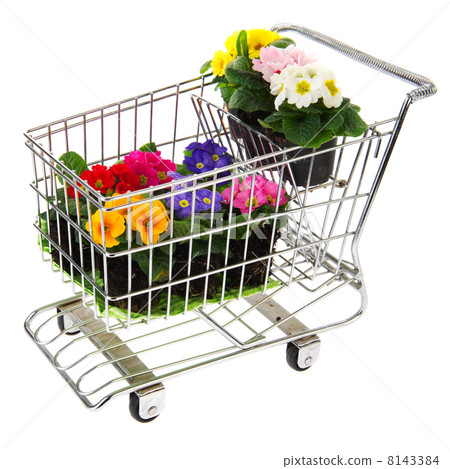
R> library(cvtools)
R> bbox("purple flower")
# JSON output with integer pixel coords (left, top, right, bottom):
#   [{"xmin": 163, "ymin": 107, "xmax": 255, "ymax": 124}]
[
  {"xmin": 196, "ymin": 189, "xmax": 223, "ymax": 212},
  {"xmin": 183, "ymin": 150, "xmax": 215, "ymax": 174},
  {"xmin": 167, "ymin": 192, "xmax": 194, "ymax": 219},
  {"xmin": 183, "ymin": 139, "xmax": 231, "ymax": 175}
]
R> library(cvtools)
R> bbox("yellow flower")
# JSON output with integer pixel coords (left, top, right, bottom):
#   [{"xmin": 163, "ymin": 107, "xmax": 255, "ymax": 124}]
[
  {"xmin": 247, "ymin": 29, "xmax": 281, "ymax": 59},
  {"xmin": 85, "ymin": 209, "xmax": 126, "ymax": 248},
  {"xmin": 130, "ymin": 200, "xmax": 169, "ymax": 245},
  {"xmin": 211, "ymin": 50, "xmax": 234, "ymax": 77},
  {"xmin": 224, "ymin": 30, "xmax": 240, "ymax": 57},
  {"xmin": 104, "ymin": 192, "xmax": 145, "ymax": 218}
]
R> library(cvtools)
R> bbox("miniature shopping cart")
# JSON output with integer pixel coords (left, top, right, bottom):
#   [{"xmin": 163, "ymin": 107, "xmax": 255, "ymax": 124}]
[{"xmin": 24, "ymin": 24, "xmax": 436, "ymax": 422}]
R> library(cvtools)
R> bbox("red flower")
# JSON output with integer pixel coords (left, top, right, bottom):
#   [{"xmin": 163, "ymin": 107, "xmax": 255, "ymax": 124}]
[
  {"xmin": 116, "ymin": 171, "xmax": 141, "ymax": 194},
  {"xmin": 84, "ymin": 165, "xmax": 115, "ymax": 195},
  {"xmin": 111, "ymin": 162, "xmax": 132, "ymax": 178},
  {"xmin": 67, "ymin": 170, "xmax": 90, "ymax": 198}
]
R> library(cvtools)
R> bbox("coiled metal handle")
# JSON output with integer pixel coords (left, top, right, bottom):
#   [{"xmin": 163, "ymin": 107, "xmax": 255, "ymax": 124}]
[{"xmin": 271, "ymin": 23, "xmax": 437, "ymax": 102}]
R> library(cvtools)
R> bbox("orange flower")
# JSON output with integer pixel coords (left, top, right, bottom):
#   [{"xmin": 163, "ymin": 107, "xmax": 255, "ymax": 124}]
[
  {"xmin": 104, "ymin": 193, "xmax": 145, "ymax": 217},
  {"xmin": 85, "ymin": 209, "xmax": 126, "ymax": 248},
  {"xmin": 131, "ymin": 200, "xmax": 169, "ymax": 245}
]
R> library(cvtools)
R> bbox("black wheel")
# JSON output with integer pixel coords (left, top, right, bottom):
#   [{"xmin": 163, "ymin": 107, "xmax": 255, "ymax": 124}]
[
  {"xmin": 286, "ymin": 341, "xmax": 310, "ymax": 372},
  {"xmin": 129, "ymin": 392, "xmax": 159, "ymax": 423},
  {"xmin": 57, "ymin": 314, "xmax": 80, "ymax": 336}
]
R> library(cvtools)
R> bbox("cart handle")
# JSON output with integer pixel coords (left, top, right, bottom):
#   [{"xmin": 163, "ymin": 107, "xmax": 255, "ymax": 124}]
[{"xmin": 271, "ymin": 23, "xmax": 437, "ymax": 102}]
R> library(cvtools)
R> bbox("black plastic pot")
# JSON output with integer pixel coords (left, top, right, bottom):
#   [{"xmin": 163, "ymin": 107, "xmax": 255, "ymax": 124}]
[{"xmin": 228, "ymin": 108, "xmax": 336, "ymax": 188}]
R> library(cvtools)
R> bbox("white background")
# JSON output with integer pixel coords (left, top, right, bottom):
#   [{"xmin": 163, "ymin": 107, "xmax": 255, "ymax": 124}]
[{"xmin": 1, "ymin": 1, "xmax": 449, "ymax": 468}]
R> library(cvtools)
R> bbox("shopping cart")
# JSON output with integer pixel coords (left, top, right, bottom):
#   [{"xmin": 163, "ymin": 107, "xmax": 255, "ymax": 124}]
[{"xmin": 24, "ymin": 24, "xmax": 436, "ymax": 422}]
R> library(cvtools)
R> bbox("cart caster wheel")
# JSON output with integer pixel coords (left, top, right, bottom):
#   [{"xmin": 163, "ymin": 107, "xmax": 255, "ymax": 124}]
[
  {"xmin": 286, "ymin": 338, "xmax": 320, "ymax": 371},
  {"xmin": 129, "ymin": 392, "xmax": 159, "ymax": 423},
  {"xmin": 57, "ymin": 314, "xmax": 80, "ymax": 336}
]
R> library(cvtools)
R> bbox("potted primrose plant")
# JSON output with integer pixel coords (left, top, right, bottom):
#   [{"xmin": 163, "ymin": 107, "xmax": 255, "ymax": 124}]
[
  {"xmin": 200, "ymin": 28, "xmax": 368, "ymax": 187},
  {"xmin": 42, "ymin": 139, "xmax": 289, "ymax": 320}
]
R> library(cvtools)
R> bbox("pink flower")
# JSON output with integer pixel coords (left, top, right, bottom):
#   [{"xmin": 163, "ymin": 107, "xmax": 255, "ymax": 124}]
[
  {"xmin": 239, "ymin": 174, "xmax": 266, "ymax": 192},
  {"xmin": 252, "ymin": 45, "xmax": 317, "ymax": 82},
  {"xmin": 220, "ymin": 179, "xmax": 240, "ymax": 204},
  {"xmin": 260, "ymin": 181, "xmax": 288, "ymax": 207},
  {"xmin": 233, "ymin": 189, "xmax": 267, "ymax": 214},
  {"xmin": 124, "ymin": 150, "xmax": 175, "ymax": 187},
  {"xmin": 150, "ymin": 157, "xmax": 177, "ymax": 185}
]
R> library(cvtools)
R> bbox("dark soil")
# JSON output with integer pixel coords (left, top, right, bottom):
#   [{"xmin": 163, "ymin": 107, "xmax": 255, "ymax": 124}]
[
  {"xmin": 48, "ymin": 217, "xmax": 279, "ymax": 314},
  {"xmin": 171, "ymin": 223, "xmax": 279, "ymax": 300}
]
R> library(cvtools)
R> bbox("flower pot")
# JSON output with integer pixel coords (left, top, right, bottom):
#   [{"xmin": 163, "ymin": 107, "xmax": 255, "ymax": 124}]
[{"xmin": 228, "ymin": 108, "xmax": 336, "ymax": 188}]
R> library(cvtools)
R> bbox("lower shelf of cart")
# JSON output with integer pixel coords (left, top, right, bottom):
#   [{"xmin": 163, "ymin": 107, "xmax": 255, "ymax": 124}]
[{"xmin": 25, "ymin": 262, "xmax": 364, "ymax": 412}]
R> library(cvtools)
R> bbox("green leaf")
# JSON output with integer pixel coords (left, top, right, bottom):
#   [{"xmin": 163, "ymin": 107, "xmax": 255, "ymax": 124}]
[
  {"xmin": 224, "ymin": 68, "xmax": 267, "ymax": 89},
  {"xmin": 228, "ymin": 87, "xmax": 274, "ymax": 113},
  {"xmin": 278, "ymin": 102, "xmax": 321, "ymax": 114},
  {"xmin": 236, "ymin": 30, "xmax": 248, "ymax": 57},
  {"xmin": 268, "ymin": 37, "xmax": 296, "ymax": 49},
  {"xmin": 59, "ymin": 151, "xmax": 88, "ymax": 177},
  {"xmin": 342, "ymin": 107, "xmax": 368, "ymax": 137},
  {"xmin": 175, "ymin": 163, "xmax": 192, "ymax": 177},
  {"xmin": 306, "ymin": 130, "xmax": 334, "ymax": 148},
  {"xmin": 172, "ymin": 219, "xmax": 192, "ymax": 239},
  {"xmin": 258, "ymin": 117, "xmax": 283, "ymax": 134},
  {"xmin": 139, "ymin": 142, "xmax": 157, "ymax": 153},
  {"xmin": 200, "ymin": 60, "xmax": 212, "ymax": 74},
  {"xmin": 226, "ymin": 56, "xmax": 252, "ymax": 72},
  {"xmin": 321, "ymin": 112, "xmax": 344, "ymax": 131},
  {"xmin": 282, "ymin": 114, "xmax": 321, "ymax": 147},
  {"xmin": 220, "ymin": 84, "xmax": 237, "ymax": 104}
]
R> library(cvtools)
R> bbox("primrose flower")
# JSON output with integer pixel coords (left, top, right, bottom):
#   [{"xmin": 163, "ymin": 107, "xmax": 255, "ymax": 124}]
[
  {"xmin": 105, "ymin": 193, "xmax": 145, "ymax": 217},
  {"xmin": 183, "ymin": 140, "xmax": 230, "ymax": 176},
  {"xmin": 85, "ymin": 209, "xmax": 126, "ymax": 248},
  {"xmin": 252, "ymin": 45, "xmax": 317, "ymax": 83},
  {"xmin": 195, "ymin": 189, "xmax": 223, "ymax": 212},
  {"xmin": 233, "ymin": 188, "xmax": 267, "ymax": 214},
  {"xmin": 239, "ymin": 174, "xmax": 267, "ymax": 192},
  {"xmin": 246, "ymin": 29, "xmax": 281, "ymax": 59},
  {"xmin": 260, "ymin": 181, "xmax": 288, "ymax": 207},
  {"xmin": 168, "ymin": 192, "xmax": 195, "ymax": 219},
  {"xmin": 220, "ymin": 179, "xmax": 240, "ymax": 204},
  {"xmin": 130, "ymin": 200, "xmax": 170, "ymax": 245},
  {"xmin": 224, "ymin": 30, "xmax": 240, "ymax": 57},
  {"xmin": 83, "ymin": 165, "xmax": 115, "ymax": 195},
  {"xmin": 305, "ymin": 64, "xmax": 343, "ymax": 108},
  {"xmin": 123, "ymin": 150, "xmax": 161, "ymax": 188},
  {"xmin": 271, "ymin": 65, "xmax": 322, "ymax": 110},
  {"xmin": 211, "ymin": 49, "xmax": 234, "ymax": 76}
]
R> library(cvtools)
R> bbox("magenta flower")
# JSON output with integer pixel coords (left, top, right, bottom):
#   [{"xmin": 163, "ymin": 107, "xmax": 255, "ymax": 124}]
[
  {"xmin": 239, "ymin": 175, "xmax": 266, "ymax": 192},
  {"xmin": 220, "ymin": 179, "xmax": 240, "ymax": 204},
  {"xmin": 252, "ymin": 44, "xmax": 317, "ymax": 83},
  {"xmin": 260, "ymin": 180, "xmax": 288, "ymax": 207},
  {"xmin": 124, "ymin": 150, "xmax": 176, "ymax": 187},
  {"xmin": 233, "ymin": 189, "xmax": 267, "ymax": 214}
]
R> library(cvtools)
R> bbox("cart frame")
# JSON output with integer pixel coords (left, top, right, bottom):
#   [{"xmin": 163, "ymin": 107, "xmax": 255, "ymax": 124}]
[{"xmin": 24, "ymin": 24, "xmax": 436, "ymax": 421}]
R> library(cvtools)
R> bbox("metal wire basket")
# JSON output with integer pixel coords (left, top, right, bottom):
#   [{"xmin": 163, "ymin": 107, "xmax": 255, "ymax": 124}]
[{"xmin": 24, "ymin": 24, "xmax": 436, "ymax": 422}]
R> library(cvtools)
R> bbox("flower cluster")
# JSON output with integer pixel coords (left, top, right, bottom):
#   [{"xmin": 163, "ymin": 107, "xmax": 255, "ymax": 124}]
[
  {"xmin": 268, "ymin": 62, "xmax": 343, "ymax": 110},
  {"xmin": 210, "ymin": 29, "xmax": 281, "ymax": 76},
  {"xmin": 183, "ymin": 139, "xmax": 232, "ymax": 178},
  {"xmin": 60, "ymin": 139, "xmax": 289, "ymax": 248},
  {"xmin": 168, "ymin": 186, "xmax": 223, "ymax": 219},
  {"xmin": 88, "ymin": 195, "xmax": 169, "ymax": 248},
  {"xmin": 221, "ymin": 175, "xmax": 288, "ymax": 214},
  {"xmin": 252, "ymin": 44, "xmax": 317, "ymax": 82},
  {"xmin": 70, "ymin": 151, "xmax": 176, "ymax": 199},
  {"xmin": 201, "ymin": 28, "xmax": 367, "ymax": 148}
]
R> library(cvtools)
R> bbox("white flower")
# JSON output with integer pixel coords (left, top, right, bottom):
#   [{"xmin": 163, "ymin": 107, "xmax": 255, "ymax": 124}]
[
  {"xmin": 270, "ymin": 65, "xmax": 322, "ymax": 110},
  {"xmin": 306, "ymin": 64, "xmax": 343, "ymax": 108},
  {"xmin": 270, "ymin": 72, "xmax": 287, "ymax": 110}
]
